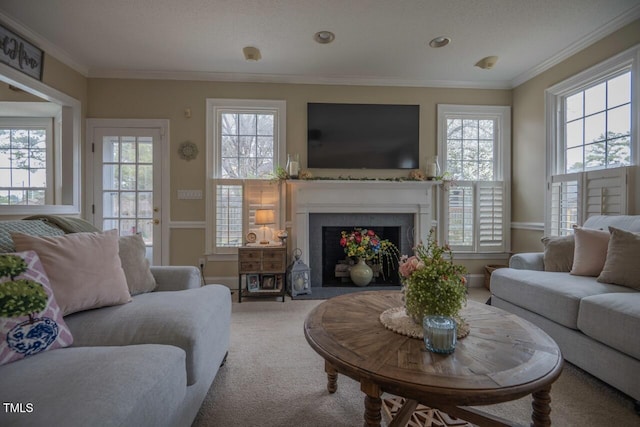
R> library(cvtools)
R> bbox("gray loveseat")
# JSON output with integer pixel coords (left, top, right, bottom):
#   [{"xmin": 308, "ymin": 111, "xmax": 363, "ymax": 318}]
[
  {"xmin": 0, "ymin": 220, "xmax": 231, "ymax": 426},
  {"xmin": 491, "ymin": 215, "xmax": 640, "ymax": 403}
]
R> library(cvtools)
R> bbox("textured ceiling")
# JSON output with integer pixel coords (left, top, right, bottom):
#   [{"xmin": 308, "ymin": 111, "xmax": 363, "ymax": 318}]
[{"xmin": 1, "ymin": 0, "xmax": 639, "ymax": 88}]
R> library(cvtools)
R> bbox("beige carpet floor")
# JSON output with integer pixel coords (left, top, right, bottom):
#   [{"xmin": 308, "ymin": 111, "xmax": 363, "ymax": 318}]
[{"xmin": 193, "ymin": 293, "xmax": 638, "ymax": 427}]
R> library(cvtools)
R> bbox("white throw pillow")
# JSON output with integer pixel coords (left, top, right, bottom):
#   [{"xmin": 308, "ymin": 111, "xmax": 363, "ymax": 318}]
[{"xmin": 12, "ymin": 230, "xmax": 131, "ymax": 316}]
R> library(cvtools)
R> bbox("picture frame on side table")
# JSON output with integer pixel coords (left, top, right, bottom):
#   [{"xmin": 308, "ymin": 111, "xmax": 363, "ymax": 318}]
[
  {"xmin": 247, "ymin": 274, "xmax": 260, "ymax": 292},
  {"xmin": 261, "ymin": 274, "xmax": 275, "ymax": 290}
]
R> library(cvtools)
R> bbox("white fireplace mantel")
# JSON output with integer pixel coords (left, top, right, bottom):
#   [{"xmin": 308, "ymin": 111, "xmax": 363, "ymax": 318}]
[{"xmin": 288, "ymin": 180, "xmax": 439, "ymax": 264}]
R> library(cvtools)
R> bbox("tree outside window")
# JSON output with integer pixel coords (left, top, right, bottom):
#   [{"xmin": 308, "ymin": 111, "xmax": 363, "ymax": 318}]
[{"xmin": 0, "ymin": 123, "xmax": 49, "ymax": 206}]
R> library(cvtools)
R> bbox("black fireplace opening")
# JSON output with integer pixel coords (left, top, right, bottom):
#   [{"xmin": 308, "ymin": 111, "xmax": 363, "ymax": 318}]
[{"xmin": 321, "ymin": 226, "xmax": 401, "ymax": 287}]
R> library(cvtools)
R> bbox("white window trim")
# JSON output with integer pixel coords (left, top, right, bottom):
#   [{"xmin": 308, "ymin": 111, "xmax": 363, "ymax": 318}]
[
  {"xmin": 436, "ymin": 104, "xmax": 511, "ymax": 254},
  {"xmin": 0, "ymin": 117, "xmax": 54, "ymax": 205},
  {"xmin": 205, "ymin": 99, "xmax": 286, "ymax": 259},
  {"xmin": 545, "ymin": 44, "xmax": 640, "ymax": 233}
]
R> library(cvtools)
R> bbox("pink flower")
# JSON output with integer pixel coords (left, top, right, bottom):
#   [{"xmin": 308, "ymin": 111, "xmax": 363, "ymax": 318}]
[
  {"xmin": 367, "ymin": 230, "xmax": 375, "ymax": 236},
  {"xmin": 340, "ymin": 237, "xmax": 347, "ymax": 247},
  {"xmin": 355, "ymin": 234, "xmax": 362, "ymax": 243},
  {"xmin": 399, "ymin": 256, "xmax": 419, "ymax": 278}
]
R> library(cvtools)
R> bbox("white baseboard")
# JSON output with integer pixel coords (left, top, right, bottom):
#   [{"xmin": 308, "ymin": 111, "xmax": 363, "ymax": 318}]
[{"xmin": 467, "ymin": 273, "xmax": 484, "ymax": 288}]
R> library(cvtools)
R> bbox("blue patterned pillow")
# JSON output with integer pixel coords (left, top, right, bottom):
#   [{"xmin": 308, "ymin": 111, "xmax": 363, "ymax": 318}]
[
  {"xmin": 0, "ymin": 251, "xmax": 74, "ymax": 366},
  {"xmin": 0, "ymin": 221, "xmax": 65, "ymax": 253}
]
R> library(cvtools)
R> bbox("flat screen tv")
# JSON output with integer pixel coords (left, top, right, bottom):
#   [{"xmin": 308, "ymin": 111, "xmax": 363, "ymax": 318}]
[{"xmin": 307, "ymin": 103, "xmax": 420, "ymax": 169}]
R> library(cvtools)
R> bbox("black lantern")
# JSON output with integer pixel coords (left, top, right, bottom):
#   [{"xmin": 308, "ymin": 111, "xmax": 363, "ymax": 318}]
[{"xmin": 287, "ymin": 248, "xmax": 311, "ymax": 297}]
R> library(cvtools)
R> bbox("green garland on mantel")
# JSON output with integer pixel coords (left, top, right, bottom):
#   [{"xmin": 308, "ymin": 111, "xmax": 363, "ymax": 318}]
[
  {"xmin": 295, "ymin": 176, "xmax": 429, "ymax": 182},
  {"xmin": 270, "ymin": 166, "xmax": 449, "ymax": 183}
]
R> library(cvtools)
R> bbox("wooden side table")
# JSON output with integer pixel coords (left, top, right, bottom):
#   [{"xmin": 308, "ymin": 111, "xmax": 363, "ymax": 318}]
[{"xmin": 238, "ymin": 246, "xmax": 286, "ymax": 303}]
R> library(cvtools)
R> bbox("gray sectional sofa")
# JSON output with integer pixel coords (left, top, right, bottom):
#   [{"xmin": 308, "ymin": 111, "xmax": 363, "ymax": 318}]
[
  {"xmin": 0, "ymin": 220, "xmax": 232, "ymax": 426},
  {"xmin": 491, "ymin": 215, "xmax": 640, "ymax": 403}
]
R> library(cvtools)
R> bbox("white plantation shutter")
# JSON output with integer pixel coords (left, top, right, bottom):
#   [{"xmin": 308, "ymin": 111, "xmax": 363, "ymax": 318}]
[
  {"xmin": 443, "ymin": 181, "xmax": 507, "ymax": 252},
  {"xmin": 583, "ymin": 167, "xmax": 628, "ymax": 219},
  {"xmin": 546, "ymin": 167, "xmax": 629, "ymax": 235},
  {"xmin": 243, "ymin": 180, "xmax": 282, "ymax": 238},
  {"xmin": 477, "ymin": 181, "xmax": 505, "ymax": 252},
  {"xmin": 215, "ymin": 181, "xmax": 243, "ymax": 250},
  {"xmin": 549, "ymin": 174, "xmax": 579, "ymax": 236},
  {"xmin": 445, "ymin": 183, "xmax": 474, "ymax": 251},
  {"xmin": 213, "ymin": 179, "xmax": 283, "ymax": 251}
]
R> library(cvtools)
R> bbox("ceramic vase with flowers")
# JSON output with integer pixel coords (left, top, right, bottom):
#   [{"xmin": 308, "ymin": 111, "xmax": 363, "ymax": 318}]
[
  {"xmin": 398, "ymin": 229, "xmax": 468, "ymax": 331},
  {"xmin": 340, "ymin": 228, "xmax": 399, "ymax": 287}
]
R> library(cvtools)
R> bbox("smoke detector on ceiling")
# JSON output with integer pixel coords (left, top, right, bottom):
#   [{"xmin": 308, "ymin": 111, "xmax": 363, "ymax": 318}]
[
  {"xmin": 475, "ymin": 56, "xmax": 499, "ymax": 70},
  {"xmin": 243, "ymin": 46, "xmax": 262, "ymax": 61}
]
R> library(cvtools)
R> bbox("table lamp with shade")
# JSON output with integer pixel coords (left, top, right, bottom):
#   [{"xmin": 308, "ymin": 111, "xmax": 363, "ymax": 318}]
[{"xmin": 255, "ymin": 209, "xmax": 275, "ymax": 244}]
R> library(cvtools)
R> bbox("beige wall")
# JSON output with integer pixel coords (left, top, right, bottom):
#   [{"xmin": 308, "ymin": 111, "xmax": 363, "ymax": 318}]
[
  {"xmin": 511, "ymin": 19, "xmax": 640, "ymax": 253},
  {"xmin": 87, "ymin": 79, "xmax": 511, "ymax": 276},
  {"xmin": 4, "ymin": 19, "xmax": 638, "ymax": 279}
]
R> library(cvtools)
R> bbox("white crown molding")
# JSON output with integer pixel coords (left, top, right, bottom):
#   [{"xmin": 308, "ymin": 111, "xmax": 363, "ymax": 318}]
[
  {"xmin": 88, "ymin": 68, "xmax": 513, "ymax": 89},
  {"xmin": 0, "ymin": 12, "xmax": 89, "ymax": 77},
  {"xmin": 510, "ymin": 4, "xmax": 640, "ymax": 88}
]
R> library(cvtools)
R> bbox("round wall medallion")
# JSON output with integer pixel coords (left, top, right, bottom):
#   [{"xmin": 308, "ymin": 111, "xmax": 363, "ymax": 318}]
[
  {"xmin": 246, "ymin": 232, "xmax": 257, "ymax": 243},
  {"xmin": 178, "ymin": 141, "xmax": 198, "ymax": 161}
]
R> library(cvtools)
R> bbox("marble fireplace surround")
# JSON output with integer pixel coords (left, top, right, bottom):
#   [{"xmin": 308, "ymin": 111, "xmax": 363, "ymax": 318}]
[{"xmin": 288, "ymin": 180, "xmax": 438, "ymax": 286}]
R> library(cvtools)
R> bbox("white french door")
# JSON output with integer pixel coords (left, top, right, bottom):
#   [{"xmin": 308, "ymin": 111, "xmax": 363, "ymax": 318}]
[{"xmin": 87, "ymin": 120, "xmax": 167, "ymax": 265}]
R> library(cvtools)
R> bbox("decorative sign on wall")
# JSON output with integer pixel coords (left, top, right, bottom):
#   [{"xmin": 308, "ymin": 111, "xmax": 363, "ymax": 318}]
[{"xmin": 0, "ymin": 23, "xmax": 44, "ymax": 81}]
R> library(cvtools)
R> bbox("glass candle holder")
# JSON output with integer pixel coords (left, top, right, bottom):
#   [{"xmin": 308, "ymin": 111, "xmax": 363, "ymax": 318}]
[{"xmin": 423, "ymin": 315, "xmax": 457, "ymax": 354}]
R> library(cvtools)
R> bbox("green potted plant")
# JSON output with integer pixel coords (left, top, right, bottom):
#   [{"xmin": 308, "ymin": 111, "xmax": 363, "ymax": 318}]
[{"xmin": 399, "ymin": 229, "xmax": 467, "ymax": 323}]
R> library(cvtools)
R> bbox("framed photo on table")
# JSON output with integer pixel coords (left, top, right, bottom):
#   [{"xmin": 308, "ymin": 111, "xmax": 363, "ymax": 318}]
[
  {"xmin": 261, "ymin": 274, "xmax": 275, "ymax": 290},
  {"xmin": 247, "ymin": 274, "xmax": 260, "ymax": 292}
]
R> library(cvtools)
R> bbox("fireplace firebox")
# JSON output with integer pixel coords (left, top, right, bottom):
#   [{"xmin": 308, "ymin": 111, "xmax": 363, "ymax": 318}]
[
  {"xmin": 308, "ymin": 213, "xmax": 414, "ymax": 288},
  {"xmin": 321, "ymin": 226, "xmax": 401, "ymax": 286}
]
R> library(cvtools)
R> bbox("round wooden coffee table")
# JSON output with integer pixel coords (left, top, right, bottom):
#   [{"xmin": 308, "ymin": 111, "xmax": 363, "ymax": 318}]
[{"xmin": 304, "ymin": 291, "xmax": 563, "ymax": 427}]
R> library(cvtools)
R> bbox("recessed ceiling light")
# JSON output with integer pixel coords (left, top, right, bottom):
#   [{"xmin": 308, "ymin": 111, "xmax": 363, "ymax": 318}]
[
  {"xmin": 314, "ymin": 31, "xmax": 335, "ymax": 44},
  {"xmin": 429, "ymin": 36, "xmax": 451, "ymax": 48}
]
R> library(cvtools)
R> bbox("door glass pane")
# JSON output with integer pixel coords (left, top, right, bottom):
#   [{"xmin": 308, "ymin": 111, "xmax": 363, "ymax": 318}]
[
  {"xmin": 137, "ymin": 220, "xmax": 152, "ymax": 245},
  {"xmin": 120, "ymin": 192, "xmax": 136, "ymax": 217},
  {"xmin": 121, "ymin": 137, "xmax": 136, "ymax": 163},
  {"xmin": 103, "ymin": 165, "xmax": 119, "ymax": 190},
  {"xmin": 103, "ymin": 136, "xmax": 119, "ymax": 162},
  {"xmin": 137, "ymin": 192, "xmax": 153, "ymax": 218},
  {"xmin": 120, "ymin": 165, "xmax": 136, "ymax": 190},
  {"xmin": 103, "ymin": 219, "xmax": 118, "ymax": 231},
  {"xmin": 103, "ymin": 192, "xmax": 118, "ymax": 217},
  {"xmin": 138, "ymin": 141, "xmax": 152, "ymax": 163},
  {"xmin": 137, "ymin": 165, "xmax": 152, "ymax": 190},
  {"xmin": 120, "ymin": 219, "xmax": 137, "ymax": 236}
]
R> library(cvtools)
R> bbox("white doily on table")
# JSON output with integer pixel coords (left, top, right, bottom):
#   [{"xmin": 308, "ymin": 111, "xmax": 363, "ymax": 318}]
[{"xmin": 379, "ymin": 307, "xmax": 470, "ymax": 340}]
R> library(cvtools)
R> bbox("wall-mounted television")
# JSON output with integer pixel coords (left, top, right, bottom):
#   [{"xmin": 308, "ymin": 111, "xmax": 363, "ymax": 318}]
[{"xmin": 307, "ymin": 103, "xmax": 420, "ymax": 169}]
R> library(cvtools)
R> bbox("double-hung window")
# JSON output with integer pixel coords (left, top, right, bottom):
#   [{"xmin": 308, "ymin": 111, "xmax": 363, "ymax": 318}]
[
  {"xmin": 437, "ymin": 105, "xmax": 511, "ymax": 254},
  {"xmin": 0, "ymin": 117, "xmax": 53, "ymax": 206},
  {"xmin": 545, "ymin": 45, "xmax": 639, "ymax": 235},
  {"xmin": 206, "ymin": 99, "xmax": 286, "ymax": 258}
]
